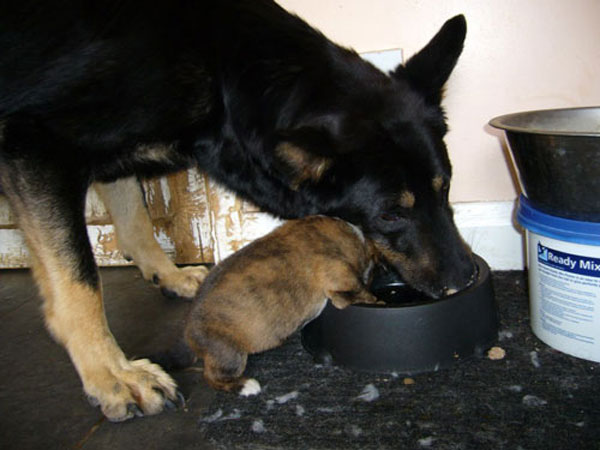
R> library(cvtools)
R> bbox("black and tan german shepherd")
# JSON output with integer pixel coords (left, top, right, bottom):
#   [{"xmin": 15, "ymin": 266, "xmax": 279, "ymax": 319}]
[{"xmin": 0, "ymin": 1, "xmax": 474, "ymax": 421}]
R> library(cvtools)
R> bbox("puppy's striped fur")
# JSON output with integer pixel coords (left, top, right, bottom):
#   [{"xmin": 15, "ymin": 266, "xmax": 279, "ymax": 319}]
[{"xmin": 178, "ymin": 216, "xmax": 378, "ymax": 394}]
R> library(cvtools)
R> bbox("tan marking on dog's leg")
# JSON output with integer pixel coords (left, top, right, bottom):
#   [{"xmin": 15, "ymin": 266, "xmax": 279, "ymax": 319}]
[
  {"xmin": 0, "ymin": 124, "xmax": 179, "ymax": 420},
  {"xmin": 95, "ymin": 177, "xmax": 208, "ymax": 298},
  {"xmin": 15, "ymin": 215, "xmax": 179, "ymax": 421}
]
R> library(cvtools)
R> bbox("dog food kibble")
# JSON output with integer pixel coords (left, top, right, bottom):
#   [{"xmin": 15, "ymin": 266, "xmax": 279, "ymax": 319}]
[{"xmin": 487, "ymin": 346, "xmax": 506, "ymax": 360}]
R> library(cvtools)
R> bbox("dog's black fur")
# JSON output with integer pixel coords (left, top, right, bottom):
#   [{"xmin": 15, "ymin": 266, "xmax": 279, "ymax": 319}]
[
  {"xmin": 0, "ymin": 0, "xmax": 474, "ymax": 420},
  {"xmin": 1, "ymin": 0, "xmax": 473, "ymax": 296}
]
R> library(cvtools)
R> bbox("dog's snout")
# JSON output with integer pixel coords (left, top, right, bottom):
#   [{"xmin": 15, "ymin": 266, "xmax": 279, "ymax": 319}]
[{"xmin": 443, "ymin": 257, "xmax": 478, "ymax": 297}]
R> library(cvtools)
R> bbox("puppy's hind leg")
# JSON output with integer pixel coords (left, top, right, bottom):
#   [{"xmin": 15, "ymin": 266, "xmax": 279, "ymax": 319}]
[
  {"xmin": 186, "ymin": 331, "xmax": 261, "ymax": 396},
  {"xmin": 94, "ymin": 177, "xmax": 209, "ymax": 299},
  {"xmin": 204, "ymin": 352, "xmax": 261, "ymax": 397}
]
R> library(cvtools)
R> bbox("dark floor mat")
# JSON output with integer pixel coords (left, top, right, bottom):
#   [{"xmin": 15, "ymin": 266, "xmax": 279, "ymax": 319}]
[{"xmin": 1, "ymin": 268, "xmax": 599, "ymax": 449}]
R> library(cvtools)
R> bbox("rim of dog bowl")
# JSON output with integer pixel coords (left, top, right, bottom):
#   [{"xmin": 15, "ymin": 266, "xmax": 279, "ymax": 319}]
[
  {"xmin": 489, "ymin": 106, "xmax": 600, "ymax": 137},
  {"xmin": 369, "ymin": 282, "xmax": 439, "ymax": 307}
]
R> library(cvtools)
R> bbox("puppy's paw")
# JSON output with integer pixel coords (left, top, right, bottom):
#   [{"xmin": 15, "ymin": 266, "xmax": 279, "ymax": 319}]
[
  {"xmin": 153, "ymin": 265, "xmax": 210, "ymax": 299},
  {"xmin": 359, "ymin": 291, "xmax": 380, "ymax": 305},
  {"xmin": 84, "ymin": 358, "xmax": 182, "ymax": 422},
  {"xmin": 239, "ymin": 378, "xmax": 262, "ymax": 397}
]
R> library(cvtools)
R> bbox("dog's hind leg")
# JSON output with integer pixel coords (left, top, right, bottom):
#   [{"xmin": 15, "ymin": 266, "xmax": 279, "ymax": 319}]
[
  {"xmin": 0, "ymin": 122, "xmax": 180, "ymax": 421},
  {"xmin": 94, "ymin": 177, "xmax": 209, "ymax": 299}
]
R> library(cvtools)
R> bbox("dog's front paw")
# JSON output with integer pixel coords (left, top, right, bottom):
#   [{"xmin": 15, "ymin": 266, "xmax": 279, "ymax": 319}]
[
  {"xmin": 153, "ymin": 265, "xmax": 210, "ymax": 299},
  {"xmin": 84, "ymin": 358, "xmax": 182, "ymax": 422}
]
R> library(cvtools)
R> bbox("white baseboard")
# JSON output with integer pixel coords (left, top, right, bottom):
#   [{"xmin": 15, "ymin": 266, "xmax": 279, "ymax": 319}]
[
  {"xmin": 453, "ymin": 200, "xmax": 525, "ymax": 270},
  {"xmin": 1, "ymin": 199, "xmax": 526, "ymax": 271}
]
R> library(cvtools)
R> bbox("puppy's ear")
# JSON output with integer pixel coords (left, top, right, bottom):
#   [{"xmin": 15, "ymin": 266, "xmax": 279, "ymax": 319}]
[
  {"xmin": 275, "ymin": 127, "xmax": 334, "ymax": 190},
  {"xmin": 393, "ymin": 15, "xmax": 466, "ymax": 104}
]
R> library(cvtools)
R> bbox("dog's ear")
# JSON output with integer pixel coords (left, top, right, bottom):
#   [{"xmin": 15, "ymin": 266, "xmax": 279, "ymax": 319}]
[
  {"xmin": 275, "ymin": 127, "xmax": 334, "ymax": 190},
  {"xmin": 394, "ymin": 15, "xmax": 466, "ymax": 104}
]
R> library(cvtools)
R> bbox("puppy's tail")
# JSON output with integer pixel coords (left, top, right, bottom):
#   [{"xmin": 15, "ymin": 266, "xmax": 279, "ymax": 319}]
[{"xmin": 148, "ymin": 339, "xmax": 197, "ymax": 371}]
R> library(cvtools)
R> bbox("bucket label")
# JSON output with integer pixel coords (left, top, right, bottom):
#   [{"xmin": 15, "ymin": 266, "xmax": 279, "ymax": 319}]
[
  {"xmin": 535, "ymin": 243, "xmax": 599, "ymax": 347},
  {"xmin": 538, "ymin": 244, "xmax": 600, "ymax": 278}
]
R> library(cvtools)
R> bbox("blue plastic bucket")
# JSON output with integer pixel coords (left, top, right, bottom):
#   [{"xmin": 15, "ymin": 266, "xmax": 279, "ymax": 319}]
[{"xmin": 517, "ymin": 195, "xmax": 600, "ymax": 362}]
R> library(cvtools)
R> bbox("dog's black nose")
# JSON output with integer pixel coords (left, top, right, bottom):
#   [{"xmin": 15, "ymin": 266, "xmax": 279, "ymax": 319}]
[{"xmin": 443, "ymin": 258, "xmax": 478, "ymax": 297}]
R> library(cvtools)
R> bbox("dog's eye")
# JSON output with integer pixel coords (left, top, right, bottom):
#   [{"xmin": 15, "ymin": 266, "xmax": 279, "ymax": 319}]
[
  {"xmin": 379, "ymin": 212, "xmax": 404, "ymax": 222},
  {"xmin": 376, "ymin": 211, "xmax": 410, "ymax": 232}
]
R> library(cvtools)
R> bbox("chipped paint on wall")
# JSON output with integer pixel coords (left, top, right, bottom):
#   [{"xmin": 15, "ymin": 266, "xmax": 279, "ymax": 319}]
[
  {"xmin": 203, "ymin": 176, "xmax": 282, "ymax": 262},
  {"xmin": 153, "ymin": 225, "xmax": 176, "ymax": 258},
  {"xmin": 88, "ymin": 225, "xmax": 130, "ymax": 266},
  {"xmin": 1, "ymin": 168, "xmax": 282, "ymax": 268},
  {"xmin": 0, "ymin": 229, "xmax": 29, "ymax": 268},
  {"xmin": 159, "ymin": 177, "xmax": 172, "ymax": 212},
  {"xmin": 84, "ymin": 187, "xmax": 111, "ymax": 224},
  {"xmin": 0, "ymin": 195, "xmax": 15, "ymax": 227}
]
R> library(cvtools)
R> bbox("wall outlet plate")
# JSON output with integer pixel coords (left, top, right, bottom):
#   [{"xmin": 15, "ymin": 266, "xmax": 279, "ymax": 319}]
[{"xmin": 360, "ymin": 48, "xmax": 403, "ymax": 73}]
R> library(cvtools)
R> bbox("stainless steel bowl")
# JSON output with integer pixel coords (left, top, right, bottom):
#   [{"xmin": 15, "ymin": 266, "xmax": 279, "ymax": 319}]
[{"xmin": 490, "ymin": 107, "xmax": 600, "ymax": 221}]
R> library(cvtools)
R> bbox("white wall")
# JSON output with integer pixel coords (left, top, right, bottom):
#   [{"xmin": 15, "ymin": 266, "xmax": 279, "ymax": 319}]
[{"xmin": 277, "ymin": 0, "xmax": 600, "ymax": 203}]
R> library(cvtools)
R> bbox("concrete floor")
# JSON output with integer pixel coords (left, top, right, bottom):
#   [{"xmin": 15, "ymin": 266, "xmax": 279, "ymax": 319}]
[
  {"xmin": 0, "ymin": 267, "xmax": 215, "ymax": 450},
  {"xmin": 1, "ymin": 267, "xmax": 600, "ymax": 449}
]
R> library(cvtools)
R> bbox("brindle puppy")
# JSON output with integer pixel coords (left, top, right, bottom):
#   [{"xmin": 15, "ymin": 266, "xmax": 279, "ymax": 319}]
[{"xmin": 180, "ymin": 216, "xmax": 378, "ymax": 395}]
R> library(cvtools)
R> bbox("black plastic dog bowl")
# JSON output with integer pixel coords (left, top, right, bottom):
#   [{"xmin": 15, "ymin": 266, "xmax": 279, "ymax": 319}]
[
  {"xmin": 301, "ymin": 254, "xmax": 498, "ymax": 374},
  {"xmin": 490, "ymin": 106, "xmax": 600, "ymax": 221}
]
